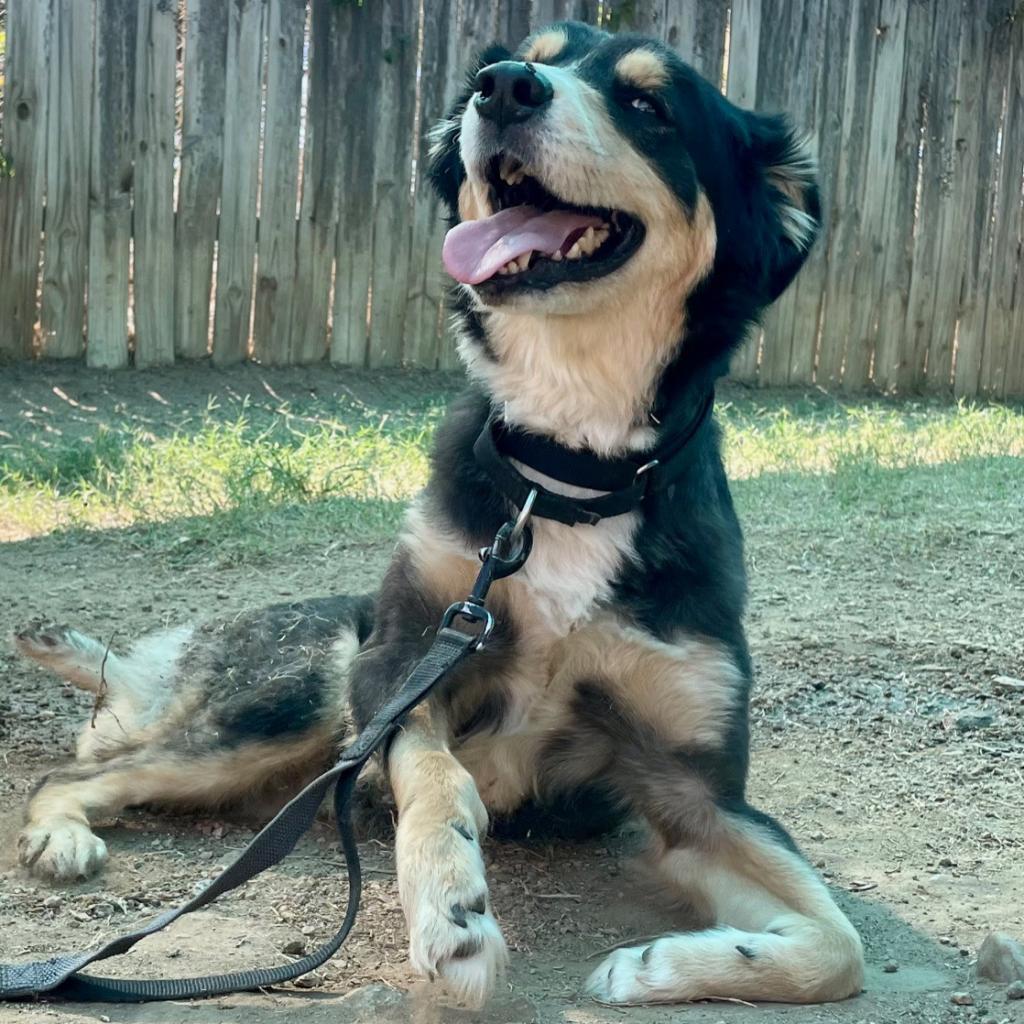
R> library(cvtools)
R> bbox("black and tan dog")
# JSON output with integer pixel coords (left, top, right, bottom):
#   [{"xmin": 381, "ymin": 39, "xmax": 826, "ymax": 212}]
[{"xmin": 12, "ymin": 21, "xmax": 863, "ymax": 1009}]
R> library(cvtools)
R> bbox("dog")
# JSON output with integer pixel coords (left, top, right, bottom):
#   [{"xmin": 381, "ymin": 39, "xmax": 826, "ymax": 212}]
[{"xmin": 12, "ymin": 21, "xmax": 863, "ymax": 1009}]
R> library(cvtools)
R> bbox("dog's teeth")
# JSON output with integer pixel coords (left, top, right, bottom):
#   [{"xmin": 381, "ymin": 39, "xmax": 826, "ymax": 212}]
[
  {"xmin": 567, "ymin": 241, "xmax": 582, "ymax": 259},
  {"xmin": 551, "ymin": 249, "xmax": 563, "ymax": 262},
  {"xmin": 500, "ymin": 155, "xmax": 525, "ymax": 186},
  {"xmin": 593, "ymin": 227, "xmax": 609, "ymax": 248},
  {"xmin": 579, "ymin": 226, "xmax": 597, "ymax": 254},
  {"xmin": 517, "ymin": 253, "xmax": 533, "ymax": 272}
]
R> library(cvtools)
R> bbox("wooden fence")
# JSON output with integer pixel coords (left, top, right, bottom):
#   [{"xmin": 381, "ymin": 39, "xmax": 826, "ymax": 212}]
[{"xmin": 0, "ymin": 1, "xmax": 1022, "ymax": 396}]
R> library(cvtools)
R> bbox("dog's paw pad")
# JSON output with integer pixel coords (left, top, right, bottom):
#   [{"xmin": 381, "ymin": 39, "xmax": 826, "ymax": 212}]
[{"xmin": 18, "ymin": 821, "xmax": 108, "ymax": 882}]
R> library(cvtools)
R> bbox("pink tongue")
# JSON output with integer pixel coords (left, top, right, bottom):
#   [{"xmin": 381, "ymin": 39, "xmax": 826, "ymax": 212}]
[{"xmin": 442, "ymin": 205, "xmax": 603, "ymax": 285}]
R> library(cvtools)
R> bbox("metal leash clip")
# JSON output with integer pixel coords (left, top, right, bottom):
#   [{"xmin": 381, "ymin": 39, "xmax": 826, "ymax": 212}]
[{"xmin": 439, "ymin": 489, "xmax": 538, "ymax": 650}]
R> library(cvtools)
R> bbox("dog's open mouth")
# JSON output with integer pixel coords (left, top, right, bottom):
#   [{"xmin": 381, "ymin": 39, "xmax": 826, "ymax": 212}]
[{"xmin": 443, "ymin": 155, "xmax": 645, "ymax": 292}]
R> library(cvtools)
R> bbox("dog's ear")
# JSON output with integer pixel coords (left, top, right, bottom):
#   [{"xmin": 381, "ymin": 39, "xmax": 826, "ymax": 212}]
[
  {"xmin": 740, "ymin": 112, "xmax": 821, "ymax": 305},
  {"xmin": 427, "ymin": 44, "xmax": 512, "ymax": 217}
]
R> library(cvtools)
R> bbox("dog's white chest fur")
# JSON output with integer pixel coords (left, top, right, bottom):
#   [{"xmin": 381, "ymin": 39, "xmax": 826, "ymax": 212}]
[{"xmin": 516, "ymin": 509, "xmax": 639, "ymax": 633}]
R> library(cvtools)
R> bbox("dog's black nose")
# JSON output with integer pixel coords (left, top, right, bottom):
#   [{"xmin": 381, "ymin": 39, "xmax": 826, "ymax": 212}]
[{"xmin": 474, "ymin": 61, "xmax": 553, "ymax": 129}]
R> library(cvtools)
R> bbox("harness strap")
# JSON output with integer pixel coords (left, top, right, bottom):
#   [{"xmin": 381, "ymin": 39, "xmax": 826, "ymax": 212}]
[{"xmin": 0, "ymin": 628, "xmax": 479, "ymax": 1002}]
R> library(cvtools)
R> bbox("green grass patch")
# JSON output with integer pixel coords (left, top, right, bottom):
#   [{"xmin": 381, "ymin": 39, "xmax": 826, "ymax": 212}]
[{"xmin": 1, "ymin": 381, "xmax": 1021, "ymax": 564}]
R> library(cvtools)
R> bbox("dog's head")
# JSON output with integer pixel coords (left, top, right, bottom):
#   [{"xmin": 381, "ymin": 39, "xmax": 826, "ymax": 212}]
[{"xmin": 430, "ymin": 22, "xmax": 820, "ymax": 359}]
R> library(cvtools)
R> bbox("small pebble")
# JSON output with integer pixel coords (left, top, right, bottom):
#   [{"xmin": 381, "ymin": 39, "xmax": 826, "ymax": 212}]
[
  {"xmin": 939, "ymin": 856, "xmax": 957, "ymax": 867},
  {"xmin": 992, "ymin": 674, "xmax": 1024, "ymax": 694},
  {"xmin": 951, "ymin": 991, "xmax": 974, "ymax": 1006},
  {"xmin": 1007, "ymin": 980, "xmax": 1024, "ymax": 1000},
  {"xmin": 293, "ymin": 972, "xmax": 324, "ymax": 989},
  {"xmin": 281, "ymin": 938, "xmax": 306, "ymax": 956},
  {"xmin": 978, "ymin": 931, "xmax": 1024, "ymax": 984},
  {"xmin": 956, "ymin": 711, "xmax": 995, "ymax": 732},
  {"xmin": 42, "ymin": 895, "xmax": 63, "ymax": 910},
  {"xmin": 883, "ymin": 961, "xmax": 899, "ymax": 973}
]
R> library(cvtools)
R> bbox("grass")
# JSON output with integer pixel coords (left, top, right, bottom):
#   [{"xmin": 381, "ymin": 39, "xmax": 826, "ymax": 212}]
[{"xmin": 1, "ymin": 376, "xmax": 1021, "ymax": 566}]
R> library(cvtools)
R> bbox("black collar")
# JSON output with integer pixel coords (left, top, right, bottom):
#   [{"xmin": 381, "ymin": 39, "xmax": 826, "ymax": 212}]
[{"xmin": 472, "ymin": 389, "xmax": 715, "ymax": 526}]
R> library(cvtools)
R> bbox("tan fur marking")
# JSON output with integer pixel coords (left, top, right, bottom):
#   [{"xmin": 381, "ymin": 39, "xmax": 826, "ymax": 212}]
[
  {"xmin": 615, "ymin": 49, "xmax": 669, "ymax": 91},
  {"xmin": 522, "ymin": 28, "xmax": 568, "ymax": 64},
  {"xmin": 552, "ymin": 621, "xmax": 739, "ymax": 748}
]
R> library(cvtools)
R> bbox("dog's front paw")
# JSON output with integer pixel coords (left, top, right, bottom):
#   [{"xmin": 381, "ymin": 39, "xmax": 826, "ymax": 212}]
[
  {"xmin": 19, "ymin": 819, "xmax": 108, "ymax": 882},
  {"xmin": 397, "ymin": 814, "xmax": 507, "ymax": 1007}
]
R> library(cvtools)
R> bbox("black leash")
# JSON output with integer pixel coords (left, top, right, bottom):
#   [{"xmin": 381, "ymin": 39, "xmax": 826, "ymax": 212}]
[{"xmin": 0, "ymin": 504, "xmax": 536, "ymax": 1003}]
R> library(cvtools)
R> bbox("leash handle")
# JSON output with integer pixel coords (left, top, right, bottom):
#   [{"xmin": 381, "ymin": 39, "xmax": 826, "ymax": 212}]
[{"xmin": 0, "ymin": 509, "xmax": 535, "ymax": 1004}]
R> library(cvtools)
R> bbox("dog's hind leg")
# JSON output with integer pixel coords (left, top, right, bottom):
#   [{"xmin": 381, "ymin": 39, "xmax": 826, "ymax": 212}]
[
  {"xmin": 586, "ymin": 809, "xmax": 863, "ymax": 1005},
  {"xmin": 19, "ymin": 731, "xmax": 332, "ymax": 883},
  {"xmin": 543, "ymin": 625, "xmax": 863, "ymax": 1005}
]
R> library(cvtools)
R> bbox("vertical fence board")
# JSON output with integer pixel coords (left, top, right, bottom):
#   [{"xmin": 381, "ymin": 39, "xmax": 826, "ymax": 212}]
[
  {"xmin": 175, "ymin": 0, "xmax": 228, "ymax": 359},
  {"xmin": 840, "ymin": 0, "xmax": 908, "ymax": 391},
  {"xmin": 464, "ymin": 1, "xmax": 532, "ymax": 48},
  {"xmin": 726, "ymin": 0, "xmax": 759, "ymax": 108},
  {"xmin": 331, "ymin": 3, "xmax": 379, "ymax": 366},
  {"xmin": 664, "ymin": 1, "xmax": 729, "ymax": 84},
  {"xmin": 725, "ymin": 0, "xmax": 762, "ymax": 384},
  {"xmin": 872, "ymin": 0, "xmax": 931, "ymax": 393},
  {"xmin": 365, "ymin": 0, "xmax": 418, "ymax": 366},
  {"xmin": 497, "ymin": 0, "xmax": 533, "ymax": 46},
  {"xmin": 979, "ymin": 13, "xmax": 1024, "ymax": 397},
  {"xmin": 902, "ymin": 0, "xmax": 963, "ymax": 393},
  {"xmin": 786, "ymin": 0, "xmax": 853, "ymax": 388},
  {"xmin": 1005, "ymin": 22, "xmax": 1024, "ymax": 399},
  {"xmin": 87, "ymin": 0, "xmax": 137, "ymax": 368},
  {"xmin": 40, "ymin": 0, "xmax": 92, "ymax": 359},
  {"xmin": 757, "ymin": 0, "xmax": 827, "ymax": 387},
  {"xmin": 251, "ymin": 0, "xmax": 305, "ymax": 364},
  {"xmin": 928, "ymin": 3, "xmax": 995, "ymax": 391},
  {"xmin": 815, "ymin": 2, "xmax": 878, "ymax": 389},
  {"xmin": 212, "ymin": 0, "xmax": 264, "ymax": 365},
  {"xmin": 405, "ymin": 0, "xmax": 458, "ymax": 368},
  {"xmin": 292, "ymin": 0, "xmax": 344, "ymax": 363},
  {"xmin": 953, "ymin": 0, "xmax": 1015, "ymax": 397},
  {"xmin": 0, "ymin": 0, "xmax": 47, "ymax": 359},
  {"xmin": 133, "ymin": 0, "xmax": 177, "ymax": 367},
  {"xmin": 531, "ymin": 0, "xmax": 597, "ymax": 28}
]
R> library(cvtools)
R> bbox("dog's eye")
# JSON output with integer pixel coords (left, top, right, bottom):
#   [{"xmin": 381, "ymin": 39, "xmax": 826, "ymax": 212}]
[{"xmin": 630, "ymin": 95, "xmax": 658, "ymax": 116}]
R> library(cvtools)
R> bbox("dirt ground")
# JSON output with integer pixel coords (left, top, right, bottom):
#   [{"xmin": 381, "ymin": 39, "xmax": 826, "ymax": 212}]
[{"xmin": 1, "ymin": 366, "xmax": 1022, "ymax": 1024}]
